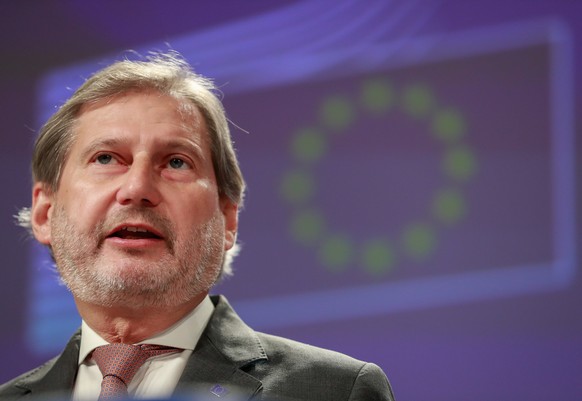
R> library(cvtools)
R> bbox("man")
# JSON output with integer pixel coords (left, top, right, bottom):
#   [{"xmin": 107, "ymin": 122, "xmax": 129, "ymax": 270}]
[{"xmin": 0, "ymin": 52, "xmax": 395, "ymax": 401}]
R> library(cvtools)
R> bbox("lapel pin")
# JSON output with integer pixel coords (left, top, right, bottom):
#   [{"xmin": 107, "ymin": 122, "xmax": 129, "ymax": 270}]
[{"xmin": 210, "ymin": 384, "xmax": 229, "ymax": 397}]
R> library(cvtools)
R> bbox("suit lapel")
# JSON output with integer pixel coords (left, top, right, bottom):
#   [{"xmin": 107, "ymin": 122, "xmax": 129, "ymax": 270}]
[
  {"xmin": 14, "ymin": 330, "xmax": 80, "ymax": 399},
  {"xmin": 176, "ymin": 295, "xmax": 266, "ymax": 400}
]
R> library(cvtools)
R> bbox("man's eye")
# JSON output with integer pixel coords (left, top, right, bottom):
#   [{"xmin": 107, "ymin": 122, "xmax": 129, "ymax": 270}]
[
  {"xmin": 168, "ymin": 158, "xmax": 188, "ymax": 169},
  {"xmin": 96, "ymin": 154, "xmax": 113, "ymax": 164}
]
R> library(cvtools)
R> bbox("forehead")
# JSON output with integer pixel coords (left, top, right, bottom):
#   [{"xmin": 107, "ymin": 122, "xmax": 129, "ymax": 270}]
[{"xmin": 75, "ymin": 90, "xmax": 204, "ymax": 132}]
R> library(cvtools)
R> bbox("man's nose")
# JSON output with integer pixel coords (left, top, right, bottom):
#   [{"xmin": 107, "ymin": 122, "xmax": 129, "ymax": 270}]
[{"xmin": 116, "ymin": 159, "xmax": 162, "ymax": 207}]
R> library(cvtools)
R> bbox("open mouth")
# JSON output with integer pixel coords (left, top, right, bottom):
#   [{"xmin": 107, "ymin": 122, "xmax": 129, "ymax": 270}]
[{"xmin": 109, "ymin": 226, "xmax": 163, "ymax": 240}]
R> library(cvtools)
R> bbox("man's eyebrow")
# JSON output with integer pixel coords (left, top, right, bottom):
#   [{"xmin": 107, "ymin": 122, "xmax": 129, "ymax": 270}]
[
  {"xmin": 159, "ymin": 138, "xmax": 206, "ymax": 161},
  {"xmin": 78, "ymin": 138, "xmax": 130, "ymax": 161}
]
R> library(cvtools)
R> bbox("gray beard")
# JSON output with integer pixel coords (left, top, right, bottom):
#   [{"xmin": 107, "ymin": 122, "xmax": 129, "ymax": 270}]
[{"xmin": 49, "ymin": 205, "xmax": 224, "ymax": 309}]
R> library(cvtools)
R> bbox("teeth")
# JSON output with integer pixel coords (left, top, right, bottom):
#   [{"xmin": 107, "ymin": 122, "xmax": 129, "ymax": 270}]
[{"xmin": 123, "ymin": 226, "xmax": 149, "ymax": 233}]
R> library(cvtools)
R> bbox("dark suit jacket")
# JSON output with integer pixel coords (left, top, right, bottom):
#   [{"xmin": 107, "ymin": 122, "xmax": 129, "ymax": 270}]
[{"xmin": 0, "ymin": 295, "xmax": 395, "ymax": 400}]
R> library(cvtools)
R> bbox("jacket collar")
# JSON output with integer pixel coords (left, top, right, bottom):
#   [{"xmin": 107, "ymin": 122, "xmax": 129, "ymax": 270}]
[
  {"xmin": 175, "ymin": 295, "xmax": 267, "ymax": 399},
  {"xmin": 14, "ymin": 330, "xmax": 80, "ymax": 399}
]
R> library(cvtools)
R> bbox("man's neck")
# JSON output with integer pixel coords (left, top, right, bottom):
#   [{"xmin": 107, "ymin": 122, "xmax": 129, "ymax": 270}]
[{"xmin": 74, "ymin": 293, "xmax": 207, "ymax": 344}]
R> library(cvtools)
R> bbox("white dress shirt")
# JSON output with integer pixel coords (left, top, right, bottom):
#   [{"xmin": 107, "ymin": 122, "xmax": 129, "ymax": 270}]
[{"xmin": 72, "ymin": 296, "xmax": 214, "ymax": 400}]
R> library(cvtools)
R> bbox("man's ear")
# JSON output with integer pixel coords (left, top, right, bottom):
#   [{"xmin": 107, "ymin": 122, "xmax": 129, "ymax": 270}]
[
  {"xmin": 31, "ymin": 182, "xmax": 54, "ymax": 245},
  {"xmin": 220, "ymin": 198, "xmax": 238, "ymax": 251}
]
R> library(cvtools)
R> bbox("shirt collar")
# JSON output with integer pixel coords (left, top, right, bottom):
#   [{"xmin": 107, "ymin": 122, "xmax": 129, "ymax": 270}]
[{"xmin": 77, "ymin": 295, "xmax": 214, "ymax": 364}]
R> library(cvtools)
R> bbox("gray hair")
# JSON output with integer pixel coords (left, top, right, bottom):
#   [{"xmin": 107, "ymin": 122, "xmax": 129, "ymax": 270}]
[{"xmin": 18, "ymin": 51, "xmax": 245, "ymax": 277}]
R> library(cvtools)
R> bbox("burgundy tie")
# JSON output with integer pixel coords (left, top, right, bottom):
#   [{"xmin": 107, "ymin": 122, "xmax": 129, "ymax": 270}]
[{"xmin": 92, "ymin": 343, "xmax": 179, "ymax": 400}]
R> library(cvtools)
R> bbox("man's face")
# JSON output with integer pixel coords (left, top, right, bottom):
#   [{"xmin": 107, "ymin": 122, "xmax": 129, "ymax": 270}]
[{"xmin": 31, "ymin": 91, "xmax": 238, "ymax": 309}]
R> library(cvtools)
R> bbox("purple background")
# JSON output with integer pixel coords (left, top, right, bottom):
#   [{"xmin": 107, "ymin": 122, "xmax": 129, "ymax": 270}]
[{"xmin": 1, "ymin": 1, "xmax": 581, "ymax": 400}]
